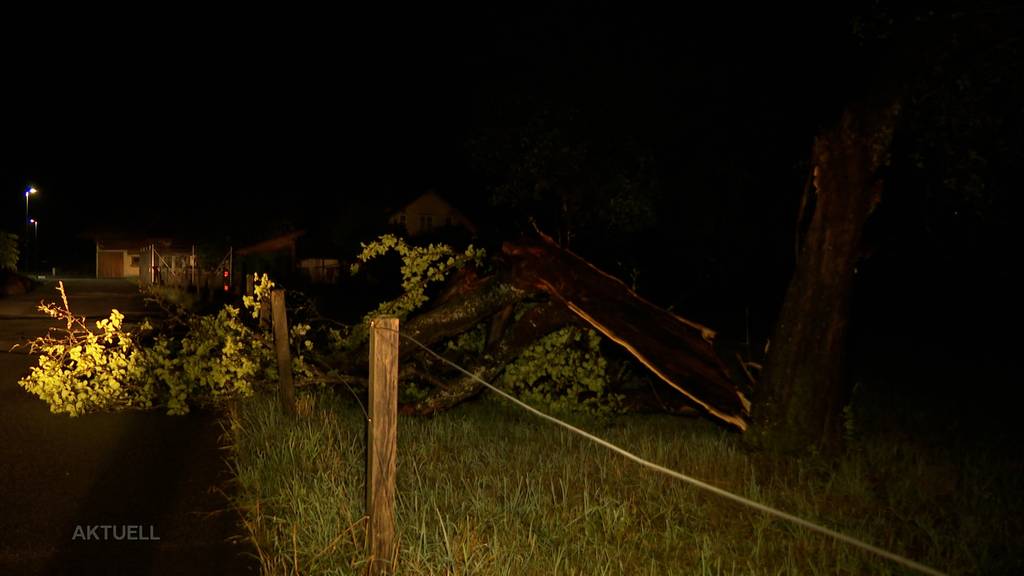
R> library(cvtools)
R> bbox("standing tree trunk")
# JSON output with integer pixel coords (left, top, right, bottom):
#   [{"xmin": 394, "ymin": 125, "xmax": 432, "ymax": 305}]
[{"xmin": 749, "ymin": 102, "xmax": 899, "ymax": 453}]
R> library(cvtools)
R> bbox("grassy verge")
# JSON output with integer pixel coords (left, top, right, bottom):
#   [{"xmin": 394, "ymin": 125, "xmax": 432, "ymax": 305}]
[
  {"xmin": 225, "ymin": 388, "xmax": 1021, "ymax": 575},
  {"xmin": 141, "ymin": 284, "xmax": 202, "ymax": 312}
]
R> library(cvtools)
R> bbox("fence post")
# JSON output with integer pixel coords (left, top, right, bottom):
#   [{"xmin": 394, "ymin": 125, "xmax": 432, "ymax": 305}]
[
  {"xmin": 271, "ymin": 289, "xmax": 297, "ymax": 418},
  {"xmin": 367, "ymin": 317, "xmax": 398, "ymax": 575},
  {"xmin": 260, "ymin": 296, "xmax": 271, "ymax": 330}
]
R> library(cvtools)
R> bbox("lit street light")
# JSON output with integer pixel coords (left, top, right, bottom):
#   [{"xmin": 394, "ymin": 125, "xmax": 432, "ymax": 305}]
[
  {"xmin": 25, "ymin": 186, "xmax": 37, "ymax": 223},
  {"xmin": 29, "ymin": 219, "xmax": 38, "ymax": 273},
  {"xmin": 20, "ymin": 187, "xmax": 38, "ymax": 272}
]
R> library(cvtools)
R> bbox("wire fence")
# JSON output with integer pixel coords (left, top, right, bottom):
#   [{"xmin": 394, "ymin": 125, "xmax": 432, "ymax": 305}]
[
  {"xmin": 139, "ymin": 246, "xmax": 233, "ymax": 292},
  {"xmin": 390, "ymin": 327, "xmax": 949, "ymax": 576}
]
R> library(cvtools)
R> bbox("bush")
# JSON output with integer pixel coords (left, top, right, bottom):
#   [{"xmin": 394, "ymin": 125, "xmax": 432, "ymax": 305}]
[
  {"xmin": 156, "ymin": 305, "xmax": 274, "ymax": 415},
  {"xmin": 17, "ymin": 285, "xmax": 155, "ymax": 416},
  {"xmin": 17, "ymin": 281, "xmax": 288, "ymax": 416},
  {"xmin": 350, "ymin": 234, "xmax": 485, "ymax": 321},
  {"xmin": 0, "ymin": 231, "xmax": 18, "ymax": 271},
  {"xmin": 502, "ymin": 326, "xmax": 624, "ymax": 418}
]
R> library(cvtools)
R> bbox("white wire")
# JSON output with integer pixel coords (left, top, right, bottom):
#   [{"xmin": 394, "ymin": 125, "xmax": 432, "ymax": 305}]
[{"xmin": 395, "ymin": 329, "xmax": 949, "ymax": 576}]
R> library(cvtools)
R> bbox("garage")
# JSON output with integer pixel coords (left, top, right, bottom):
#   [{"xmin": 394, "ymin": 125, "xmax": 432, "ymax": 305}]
[{"xmin": 97, "ymin": 250, "xmax": 125, "ymax": 278}]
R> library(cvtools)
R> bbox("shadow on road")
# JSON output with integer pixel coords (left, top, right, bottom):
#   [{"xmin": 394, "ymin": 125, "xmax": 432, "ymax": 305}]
[
  {"xmin": 44, "ymin": 409, "xmax": 256, "ymax": 575},
  {"xmin": 0, "ymin": 278, "xmax": 257, "ymax": 574}
]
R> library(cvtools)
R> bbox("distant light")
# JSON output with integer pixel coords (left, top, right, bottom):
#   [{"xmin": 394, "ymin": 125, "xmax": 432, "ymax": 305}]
[
  {"xmin": 26, "ymin": 187, "xmax": 37, "ymax": 197},
  {"xmin": 29, "ymin": 219, "xmax": 37, "ymax": 224}
]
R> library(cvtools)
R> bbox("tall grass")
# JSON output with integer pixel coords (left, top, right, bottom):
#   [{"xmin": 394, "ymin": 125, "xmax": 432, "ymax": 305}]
[{"xmin": 225, "ymin": 389, "xmax": 1021, "ymax": 575}]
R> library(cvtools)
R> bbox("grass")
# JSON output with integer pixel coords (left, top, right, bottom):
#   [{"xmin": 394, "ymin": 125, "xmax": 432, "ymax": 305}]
[
  {"xmin": 224, "ymin": 388, "xmax": 1022, "ymax": 575},
  {"xmin": 141, "ymin": 284, "xmax": 202, "ymax": 312}
]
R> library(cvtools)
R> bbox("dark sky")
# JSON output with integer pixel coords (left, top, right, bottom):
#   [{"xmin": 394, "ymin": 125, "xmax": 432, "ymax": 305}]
[
  {"xmin": 2, "ymin": 8, "xmax": 465, "ymax": 234},
  {"xmin": 4, "ymin": 6, "xmax": 1019, "ymax": 417},
  {"xmin": 2, "ymin": 6, "xmax": 850, "ymax": 244}
]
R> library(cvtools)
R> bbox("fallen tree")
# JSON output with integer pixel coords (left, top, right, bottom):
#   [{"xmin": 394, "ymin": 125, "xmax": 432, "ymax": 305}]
[
  {"xmin": 324, "ymin": 232, "xmax": 752, "ymax": 430},
  {"xmin": 500, "ymin": 234, "xmax": 750, "ymax": 429}
]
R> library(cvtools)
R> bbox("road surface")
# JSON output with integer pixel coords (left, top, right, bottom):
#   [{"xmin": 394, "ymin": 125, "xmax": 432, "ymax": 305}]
[{"xmin": 0, "ymin": 279, "xmax": 258, "ymax": 575}]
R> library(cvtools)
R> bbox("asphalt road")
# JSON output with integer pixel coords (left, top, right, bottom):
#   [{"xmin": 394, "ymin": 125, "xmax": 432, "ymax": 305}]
[{"xmin": 0, "ymin": 279, "xmax": 258, "ymax": 575}]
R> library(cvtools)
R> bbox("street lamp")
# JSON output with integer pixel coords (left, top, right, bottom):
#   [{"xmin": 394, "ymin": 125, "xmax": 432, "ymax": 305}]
[
  {"xmin": 29, "ymin": 219, "xmax": 38, "ymax": 273},
  {"xmin": 25, "ymin": 186, "xmax": 37, "ymax": 223}
]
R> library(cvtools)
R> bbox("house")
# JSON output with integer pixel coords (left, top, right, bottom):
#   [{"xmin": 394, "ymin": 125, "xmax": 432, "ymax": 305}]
[
  {"xmin": 388, "ymin": 191, "xmax": 477, "ymax": 237},
  {"xmin": 94, "ymin": 235, "xmax": 194, "ymax": 280},
  {"xmin": 235, "ymin": 229, "xmax": 342, "ymax": 285}
]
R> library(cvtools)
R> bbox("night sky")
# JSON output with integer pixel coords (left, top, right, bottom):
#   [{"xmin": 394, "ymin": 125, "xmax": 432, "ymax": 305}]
[
  {"xmin": 3, "ymin": 6, "xmax": 1020, "ymax": 424},
  {"xmin": 4, "ymin": 6, "xmax": 845, "ymax": 241}
]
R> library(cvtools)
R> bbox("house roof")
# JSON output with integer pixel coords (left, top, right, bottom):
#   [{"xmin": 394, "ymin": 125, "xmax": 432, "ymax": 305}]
[
  {"xmin": 388, "ymin": 190, "xmax": 478, "ymax": 233},
  {"xmin": 386, "ymin": 189, "xmax": 452, "ymax": 215},
  {"xmin": 94, "ymin": 234, "xmax": 194, "ymax": 253},
  {"xmin": 235, "ymin": 230, "xmax": 306, "ymax": 256}
]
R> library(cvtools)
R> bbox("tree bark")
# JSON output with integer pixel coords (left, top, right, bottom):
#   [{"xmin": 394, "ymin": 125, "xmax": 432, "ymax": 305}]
[
  {"xmin": 749, "ymin": 102, "xmax": 900, "ymax": 453},
  {"xmin": 335, "ymin": 275, "xmax": 528, "ymax": 372},
  {"xmin": 402, "ymin": 301, "xmax": 579, "ymax": 415},
  {"xmin": 399, "ymin": 276, "xmax": 526, "ymax": 360},
  {"xmin": 502, "ymin": 235, "xmax": 749, "ymax": 429},
  {"xmin": 327, "ymin": 234, "xmax": 747, "ymax": 425}
]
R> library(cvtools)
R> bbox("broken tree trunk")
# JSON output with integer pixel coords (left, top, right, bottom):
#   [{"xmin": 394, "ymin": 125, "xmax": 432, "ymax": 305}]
[
  {"xmin": 402, "ymin": 301, "xmax": 580, "ymax": 415},
  {"xmin": 749, "ymin": 101, "xmax": 900, "ymax": 453},
  {"xmin": 502, "ymin": 234, "xmax": 750, "ymax": 430},
  {"xmin": 335, "ymin": 275, "xmax": 528, "ymax": 372},
  {"xmin": 400, "ymin": 276, "xmax": 527, "ymax": 360},
  {"xmin": 324, "ymin": 231, "xmax": 748, "ymax": 428}
]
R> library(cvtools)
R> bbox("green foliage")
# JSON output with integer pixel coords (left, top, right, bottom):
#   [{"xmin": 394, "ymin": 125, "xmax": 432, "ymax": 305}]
[
  {"xmin": 288, "ymin": 321, "xmax": 315, "ymax": 382},
  {"xmin": 18, "ymin": 281, "xmax": 302, "ymax": 417},
  {"xmin": 241, "ymin": 272, "xmax": 316, "ymax": 383},
  {"xmin": 398, "ymin": 379, "xmax": 433, "ymax": 405},
  {"xmin": 351, "ymin": 234, "xmax": 485, "ymax": 320},
  {"xmin": 445, "ymin": 323, "xmax": 486, "ymax": 356},
  {"xmin": 173, "ymin": 305, "xmax": 272, "ymax": 414},
  {"xmin": 326, "ymin": 327, "xmax": 347, "ymax": 353},
  {"xmin": 17, "ymin": 284, "xmax": 155, "ymax": 416},
  {"xmin": 502, "ymin": 326, "xmax": 623, "ymax": 417},
  {"xmin": 242, "ymin": 273, "xmax": 275, "ymax": 321},
  {"xmin": 343, "ymin": 235, "xmax": 485, "ymax": 353},
  {"xmin": 0, "ymin": 231, "xmax": 18, "ymax": 271}
]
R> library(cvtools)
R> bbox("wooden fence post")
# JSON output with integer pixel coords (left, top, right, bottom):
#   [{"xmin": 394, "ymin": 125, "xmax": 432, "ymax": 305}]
[
  {"xmin": 368, "ymin": 317, "xmax": 399, "ymax": 575},
  {"xmin": 260, "ymin": 296, "xmax": 271, "ymax": 330},
  {"xmin": 271, "ymin": 289, "xmax": 297, "ymax": 418}
]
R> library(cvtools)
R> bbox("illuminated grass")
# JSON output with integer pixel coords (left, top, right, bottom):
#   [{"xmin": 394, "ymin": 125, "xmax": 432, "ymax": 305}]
[{"xmin": 225, "ymin": 389, "xmax": 1021, "ymax": 575}]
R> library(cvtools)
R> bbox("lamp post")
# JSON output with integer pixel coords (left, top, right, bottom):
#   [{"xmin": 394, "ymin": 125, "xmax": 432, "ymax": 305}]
[
  {"xmin": 29, "ymin": 219, "xmax": 38, "ymax": 273},
  {"xmin": 21, "ymin": 187, "xmax": 37, "ymax": 272},
  {"xmin": 25, "ymin": 186, "xmax": 37, "ymax": 224}
]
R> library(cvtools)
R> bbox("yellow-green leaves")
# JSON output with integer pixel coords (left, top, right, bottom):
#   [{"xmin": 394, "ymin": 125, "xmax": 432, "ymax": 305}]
[
  {"xmin": 18, "ymin": 288, "xmax": 150, "ymax": 417},
  {"xmin": 175, "ymin": 304, "xmax": 270, "ymax": 414},
  {"xmin": 18, "ymin": 282, "xmax": 272, "ymax": 417},
  {"xmin": 351, "ymin": 234, "xmax": 486, "ymax": 322},
  {"xmin": 243, "ymin": 273, "xmax": 275, "ymax": 321},
  {"xmin": 502, "ymin": 326, "xmax": 623, "ymax": 418}
]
